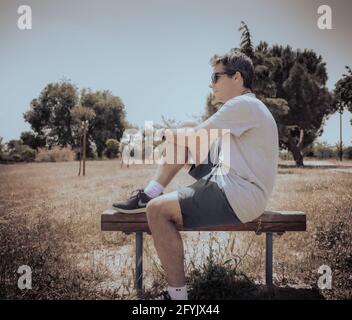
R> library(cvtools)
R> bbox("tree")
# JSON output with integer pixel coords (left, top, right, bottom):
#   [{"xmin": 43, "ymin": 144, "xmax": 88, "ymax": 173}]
[
  {"xmin": 238, "ymin": 21, "xmax": 254, "ymax": 59},
  {"xmin": 278, "ymin": 55, "xmax": 333, "ymax": 166},
  {"xmin": 237, "ymin": 22, "xmax": 335, "ymax": 166},
  {"xmin": 71, "ymin": 105, "xmax": 96, "ymax": 175},
  {"xmin": 4, "ymin": 139, "xmax": 37, "ymax": 162},
  {"xmin": 80, "ymin": 90, "xmax": 127, "ymax": 157},
  {"xmin": 0, "ymin": 136, "xmax": 4, "ymax": 160},
  {"xmin": 105, "ymin": 139, "xmax": 120, "ymax": 159},
  {"xmin": 17, "ymin": 145, "xmax": 37, "ymax": 162},
  {"xmin": 334, "ymin": 66, "xmax": 352, "ymax": 160},
  {"xmin": 70, "ymin": 105, "xmax": 96, "ymax": 158},
  {"xmin": 202, "ymin": 93, "xmax": 222, "ymax": 121},
  {"xmin": 20, "ymin": 131, "xmax": 46, "ymax": 150},
  {"xmin": 23, "ymin": 83, "xmax": 127, "ymax": 159},
  {"xmin": 334, "ymin": 66, "xmax": 352, "ymax": 116},
  {"xmin": 7, "ymin": 139, "xmax": 22, "ymax": 150},
  {"xmin": 23, "ymin": 81, "xmax": 78, "ymax": 148},
  {"xmin": 203, "ymin": 22, "xmax": 337, "ymax": 166}
]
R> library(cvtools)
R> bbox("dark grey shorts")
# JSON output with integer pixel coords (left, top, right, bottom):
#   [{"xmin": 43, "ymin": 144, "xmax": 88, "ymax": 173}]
[{"xmin": 177, "ymin": 161, "xmax": 242, "ymax": 229}]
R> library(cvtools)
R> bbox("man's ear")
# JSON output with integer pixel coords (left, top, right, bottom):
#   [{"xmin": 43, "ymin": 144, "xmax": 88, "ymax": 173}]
[{"xmin": 232, "ymin": 71, "xmax": 243, "ymax": 85}]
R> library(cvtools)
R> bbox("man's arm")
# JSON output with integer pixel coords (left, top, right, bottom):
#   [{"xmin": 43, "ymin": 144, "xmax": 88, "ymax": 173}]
[{"xmin": 164, "ymin": 121, "xmax": 222, "ymax": 165}]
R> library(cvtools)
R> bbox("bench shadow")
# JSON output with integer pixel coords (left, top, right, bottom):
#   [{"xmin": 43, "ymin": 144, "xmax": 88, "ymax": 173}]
[
  {"xmin": 244, "ymin": 284, "xmax": 325, "ymax": 300},
  {"xmin": 141, "ymin": 282, "xmax": 325, "ymax": 300},
  {"xmin": 279, "ymin": 163, "xmax": 352, "ymax": 170}
]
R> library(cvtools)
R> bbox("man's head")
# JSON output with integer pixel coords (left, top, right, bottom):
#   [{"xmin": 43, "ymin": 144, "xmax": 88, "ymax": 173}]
[{"xmin": 209, "ymin": 49, "xmax": 254, "ymax": 103}]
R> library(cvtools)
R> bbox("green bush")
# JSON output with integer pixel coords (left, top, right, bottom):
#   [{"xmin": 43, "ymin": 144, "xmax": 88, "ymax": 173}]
[
  {"xmin": 313, "ymin": 142, "xmax": 336, "ymax": 158},
  {"xmin": 0, "ymin": 136, "xmax": 4, "ymax": 159},
  {"xmin": 20, "ymin": 131, "xmax": 46, "ymax": 150},
  {"xmin": 302, "ymin": 142, "xmax": 352, "ymax": 159},
  {"xmin": 9, "ymin": 153, "xmax": 22, "ymax": 162},
  {"xmin": 0, "ymin": 143, "xmax": 37, "ymax": 163},
  {"xmin": 105, "ymin": 139, "xmax": 120, "ymax": 159},
  {"xmin": 343, "ymin": 146, "xmax": 352, "ymax": 159},
  {"xmin": 19, "ymin": 145, "xmax": 37, "ymax": 162}
]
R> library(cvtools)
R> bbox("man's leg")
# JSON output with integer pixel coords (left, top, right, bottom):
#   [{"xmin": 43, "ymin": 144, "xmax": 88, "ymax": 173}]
[
  {"xmin": 112, "ymin": 123, "xmax": 196, "ymax": 214},
  {"xmin": 144, "ymin": 122, "xmax": 199, "ymax": 299},
  {"xmin": 146, "ymin": 191, "xmax": 187, "ymax": 299},
  {"xmin": 149, "ymin": 153, "xmax": 186, "ymax": 188},
  {"xmin": 148, "ymin": 121, "xmax": 199, "ymax": 188},
  {"xmin": 113, "ymin": 133, "xmax": 191, "ymax": 212}
]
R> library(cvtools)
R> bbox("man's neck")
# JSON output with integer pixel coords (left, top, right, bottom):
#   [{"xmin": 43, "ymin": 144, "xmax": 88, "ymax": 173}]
[
  {"xmin": 241, "ymin": 88, "xmax": 252, "ymax": 95},
  {"xmin": 228, "ymin": 88, "xmax": 252, "ymax": 101}
]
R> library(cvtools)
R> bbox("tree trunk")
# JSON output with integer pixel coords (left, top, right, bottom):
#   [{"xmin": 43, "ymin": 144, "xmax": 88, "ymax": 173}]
[
  {"xmin": 291, "ymin": 147, "xmax": 304, "ymax": 167},
  {"xmin": 286, "ymin": 135, "xmax": 304, "ymax": 167},
  {"xmin": 339, "ymin": 111, "xmax": 343, "ymax": 161},
  {"xmin": 83, "ymin": 122, "xmax": 87, "ymax": 176},
  {"xmin": 78, "ymin": 132, "xmax": 83, "ymax": 176}
]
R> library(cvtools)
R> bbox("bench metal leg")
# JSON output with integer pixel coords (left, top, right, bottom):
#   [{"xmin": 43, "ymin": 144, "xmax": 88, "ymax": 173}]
[
  {"xmin": 265, "ymin": 232, "xmax": 273, "ymax": 286},
  {"xmin": 135, "ymin": 231, "xmax": 143, "ymax": 293}
]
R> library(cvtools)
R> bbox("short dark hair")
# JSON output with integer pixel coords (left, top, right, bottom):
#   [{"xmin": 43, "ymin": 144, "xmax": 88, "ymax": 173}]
[{"xmin": 210, "ymin": 49, "xmax": 254, "ymax": 89}]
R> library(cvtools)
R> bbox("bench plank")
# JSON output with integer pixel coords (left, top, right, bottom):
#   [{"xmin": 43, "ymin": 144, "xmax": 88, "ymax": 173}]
[{"xmin": 101, "ymin": 209, "xmax": 306, "ymax": 233}]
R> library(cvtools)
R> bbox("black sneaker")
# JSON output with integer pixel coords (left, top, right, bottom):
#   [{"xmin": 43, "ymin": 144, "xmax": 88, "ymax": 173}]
[{"xmin": 112, "ymin": 189, "xmax": 153, "ymax": 214}]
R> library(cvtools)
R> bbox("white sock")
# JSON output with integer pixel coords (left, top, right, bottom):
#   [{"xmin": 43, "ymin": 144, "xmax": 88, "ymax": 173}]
[
  {"xmin": 167, "ymin": 286, "xmax": 188, "ymax": 300},
  {"xmin": 144, "ymin": 180, "xmax": 164, "ymax": 198}
]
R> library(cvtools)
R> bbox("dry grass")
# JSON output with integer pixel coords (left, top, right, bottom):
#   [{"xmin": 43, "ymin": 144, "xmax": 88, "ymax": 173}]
[
  {"xmin": 35, "ymin": 146, "xmax": 76, "ymax": 162},
  {"xmin": 0, "ymin": 159, "xmax": 351, "ymax": 299}
]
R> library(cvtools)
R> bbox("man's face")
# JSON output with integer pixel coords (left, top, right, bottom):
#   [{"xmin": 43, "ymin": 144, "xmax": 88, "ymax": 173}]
[{"xmin": 209, "ymin": 63, "xmax": 242, "ymax": 104}]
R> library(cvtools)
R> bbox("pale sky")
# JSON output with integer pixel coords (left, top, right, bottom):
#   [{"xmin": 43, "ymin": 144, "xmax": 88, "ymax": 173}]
[{"xmin": 0, "ymin": 0, "xmax": 351, "ymax": 145}]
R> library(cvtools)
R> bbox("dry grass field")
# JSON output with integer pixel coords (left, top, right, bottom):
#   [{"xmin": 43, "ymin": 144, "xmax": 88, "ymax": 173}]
[{"xmin": 1, "ymin": 159, "xmax": 351, "ymax": 299}]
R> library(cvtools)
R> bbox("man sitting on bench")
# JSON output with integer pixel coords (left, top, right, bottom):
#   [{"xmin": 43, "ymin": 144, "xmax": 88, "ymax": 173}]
[{"xmin": 112, "ymin": 49, "xmax": 279, "ymax": 300}]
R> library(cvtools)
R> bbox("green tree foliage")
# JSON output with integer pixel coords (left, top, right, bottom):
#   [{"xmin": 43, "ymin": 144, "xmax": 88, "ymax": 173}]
[
  {"xmin": 334, "ymin": 66, "xmax": 352, "ymax": 123},
  {"xmin": 70, "ymin": 104, "xmax": 96, "ymax": 158},
  {"xmin": 23, "ymin": 81, "xmax": 78, "ymax": 148},
  {"xmin": 70, "ymin": 105, "xmax": 96, "ymax": 123},
  {"xmin": 238, "ymin": 21, "xmax": 254, "ymax": 59},
  {"xmin": 0, "ymin": 136, "xmax": 4, "ymax": 160},
  {"xmin": 204, "ymin": 22, "xmax": 336, "ymax": 167},
  {"xmin": 202, "ymin": 93, "xmax": 222, "ymax": 121},
  {"xmin": 105, "ymin": 138, "xmax": 120, "ymax": 159},
  {"xmin": 23, "ymin": 82, "xmax": 127, "ymax": 158},
  {"xmin": 19, "ymin": 145, "xmax": 37, "ymax": 162},
  {"xmin": 312, "ymin": 141, "xmax": 336, "ymax": 158},
  {"xmin": 7, "ymin": 139, "xmax": 22, "ymax": 150},
  {"xmin": 20, "ymin": 131, "xmax": 46, "ymax": 150},
  {"xmin": 266, "ymin": 48, "xmax": 334, "ymax": 166},
  {"xmin": 2, "ymin": 139, "xmax": 37, "ymax": 162},
  {"xmin": 80, "ymin": 90, "xmax": 127, "ymax": 157},
  {"xmin": 303, "ymin": 141, "xmax": 352, "ymax": 160},
  {"xmin": 344, "ymin": 146, "xmax": 352, "ymax": 159}
]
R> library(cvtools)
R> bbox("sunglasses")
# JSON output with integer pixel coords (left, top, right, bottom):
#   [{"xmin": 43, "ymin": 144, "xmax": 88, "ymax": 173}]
[{"xmin": 211, "ymin": 71, "xmax": 237, "ymax": 84}]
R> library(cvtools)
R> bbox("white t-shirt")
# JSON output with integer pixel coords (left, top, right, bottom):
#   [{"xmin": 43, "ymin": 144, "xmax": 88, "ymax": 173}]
[{"xmin": 202, "ymin": 93, "xmax": 279, "ymax": 223}]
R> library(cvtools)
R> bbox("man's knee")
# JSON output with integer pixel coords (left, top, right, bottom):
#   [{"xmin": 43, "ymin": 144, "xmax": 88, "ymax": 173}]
[
  {"xmin": 146, "ymin": 198, "xmax": 164, "ymax": 223},
  {"xmin": 146, "ymin": 197, "xmax": 181, "ymax": 225}
]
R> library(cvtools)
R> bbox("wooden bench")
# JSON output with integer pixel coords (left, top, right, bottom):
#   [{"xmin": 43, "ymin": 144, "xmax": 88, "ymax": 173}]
[{"xmin": 101, "ymin": 209, "xmax": 306, "ymax": 292}]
